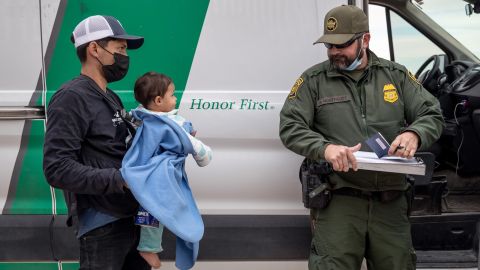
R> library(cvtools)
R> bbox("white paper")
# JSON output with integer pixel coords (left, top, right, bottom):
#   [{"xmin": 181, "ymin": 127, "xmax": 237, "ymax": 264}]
[
  {"xmin": 352, "ymin": 151, "xmax": 426, "ymax": 175},
  {"xmin": 354, "ymin": 151, "xmax": 421, "ymax": 164}
]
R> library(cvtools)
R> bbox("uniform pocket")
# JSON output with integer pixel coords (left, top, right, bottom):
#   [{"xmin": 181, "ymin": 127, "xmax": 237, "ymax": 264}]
[{"xmin": 315, "ymin": 98, "xmax": 354, "ymax": 135}]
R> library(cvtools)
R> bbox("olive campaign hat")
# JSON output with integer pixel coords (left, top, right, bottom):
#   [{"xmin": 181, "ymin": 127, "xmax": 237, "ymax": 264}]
[{"xmin": 314, "ymin": 5, "xmax": 368, "ymax": 45}]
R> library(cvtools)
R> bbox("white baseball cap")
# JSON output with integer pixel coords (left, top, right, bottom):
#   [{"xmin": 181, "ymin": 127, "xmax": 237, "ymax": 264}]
[{"xmin": 71, "ymin": 15, "xmax": 144, "ymax": 49}]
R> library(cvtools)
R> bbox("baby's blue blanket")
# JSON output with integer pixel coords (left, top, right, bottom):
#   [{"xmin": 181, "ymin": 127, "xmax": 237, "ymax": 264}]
[{"xmin": 121, "ymin": 109, "xmax": 204, "ymax": 270}]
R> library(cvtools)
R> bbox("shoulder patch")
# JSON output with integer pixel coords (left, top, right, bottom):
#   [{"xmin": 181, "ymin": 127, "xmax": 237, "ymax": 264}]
[
  {"xmin": 408, "ymin": 70, "xmax": 421, "ymax": 85},
  {"xmin": 288, "ymin": 77, "xmax": 304, "ymax": 99}
]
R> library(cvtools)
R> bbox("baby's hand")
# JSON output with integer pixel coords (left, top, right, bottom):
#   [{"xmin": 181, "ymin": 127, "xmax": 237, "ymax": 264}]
[{"xmin": 190, "ymin": 130, "xmax": 197, "ymax": 137}]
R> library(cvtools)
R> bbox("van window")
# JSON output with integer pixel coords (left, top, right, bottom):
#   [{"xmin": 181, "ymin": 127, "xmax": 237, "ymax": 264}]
[
  {"xmin": 369, "ymin": 4, "xmax": 444, "ymax": 72},
  {"xmin": 416, "ymin": 0, "xmax": 480, "ymax": 59}
]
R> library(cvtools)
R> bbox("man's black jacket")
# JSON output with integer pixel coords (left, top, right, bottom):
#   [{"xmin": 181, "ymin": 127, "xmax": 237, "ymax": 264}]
[{"xmin": 43, "ymin": 75, "xmax": 138, "ymax": 226}]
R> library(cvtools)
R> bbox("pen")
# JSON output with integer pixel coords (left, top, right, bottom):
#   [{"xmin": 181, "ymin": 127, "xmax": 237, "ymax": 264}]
[{"xmin": 395, "ymin": 146, "xmax": 405, "ymax": 152}]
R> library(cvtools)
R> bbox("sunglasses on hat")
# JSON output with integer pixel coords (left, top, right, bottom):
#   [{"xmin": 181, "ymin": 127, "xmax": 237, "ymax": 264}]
[{"xmin": 324, "ymin": 33, "xmax": 364, "ymax": 49}]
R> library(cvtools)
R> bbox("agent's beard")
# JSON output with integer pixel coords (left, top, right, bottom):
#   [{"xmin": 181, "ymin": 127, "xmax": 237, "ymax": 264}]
[{"xmin": 328, "ymin": 44, "xmax": 364, "ymax": 70}]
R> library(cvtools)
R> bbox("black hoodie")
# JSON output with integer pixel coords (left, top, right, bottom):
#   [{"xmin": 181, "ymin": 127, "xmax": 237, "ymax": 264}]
[{"xmin": 43, "ymin": 75, "xmax": 138, "ymax": 226}]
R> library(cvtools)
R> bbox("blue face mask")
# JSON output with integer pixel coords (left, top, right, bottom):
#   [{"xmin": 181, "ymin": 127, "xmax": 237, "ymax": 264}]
[{"xmin": 340, "ymin": 36, "xmax": 364, "ymax": 71}]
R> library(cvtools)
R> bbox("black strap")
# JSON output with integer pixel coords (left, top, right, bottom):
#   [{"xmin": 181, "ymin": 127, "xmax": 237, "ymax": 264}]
[
  {"xmin": 85, "ymin": 80, "xmax": 138, "ymax": 137},
  {"xmin": 332, "ymin": 188, "xmax": 378, "ymax": 200},
  {"xmin": 332, "ymin": 187, "xmax": 404, "ymax": 202}
]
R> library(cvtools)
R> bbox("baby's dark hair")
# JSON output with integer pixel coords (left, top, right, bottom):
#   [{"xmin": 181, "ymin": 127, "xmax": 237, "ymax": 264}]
[{"xmin": 134, "ymin": 71, "xmax": 173, "ymax": 107}]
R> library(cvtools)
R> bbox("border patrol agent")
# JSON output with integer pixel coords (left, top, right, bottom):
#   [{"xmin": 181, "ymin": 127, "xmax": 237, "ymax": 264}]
[{"xmin": 279, "ymin": 5, "xmax": 444, "ymax": 270}]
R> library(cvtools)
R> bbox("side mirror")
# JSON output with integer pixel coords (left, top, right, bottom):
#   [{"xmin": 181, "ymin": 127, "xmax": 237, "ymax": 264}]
[
  {"xmin": 466, "ymin": 4, "xmax": 473, "ymax": 16},
  {"xmin": 465, "ymin": 0, "xmax": 480, "ymax": 16}
]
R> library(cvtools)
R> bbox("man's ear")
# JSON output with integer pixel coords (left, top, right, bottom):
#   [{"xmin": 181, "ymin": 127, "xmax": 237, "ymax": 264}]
[{"xmin": 87, "ymin": 42, "xmax": 99, "ymax": 58}]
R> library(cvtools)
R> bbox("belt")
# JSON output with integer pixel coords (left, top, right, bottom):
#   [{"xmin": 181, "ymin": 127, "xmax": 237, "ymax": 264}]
[{"xmin": 332, "ymin": 187, "xmax": 403, "ymax": 202}]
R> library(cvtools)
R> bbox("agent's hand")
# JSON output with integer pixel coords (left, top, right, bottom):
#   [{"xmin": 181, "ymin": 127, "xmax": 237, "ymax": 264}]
[
  {"xmin": 324, "ymin": 143, "xmax": 361, "ymax": 172},
  {"xmin": 388, "ymin": 131, "xmax": 419, "ymax": 159}
]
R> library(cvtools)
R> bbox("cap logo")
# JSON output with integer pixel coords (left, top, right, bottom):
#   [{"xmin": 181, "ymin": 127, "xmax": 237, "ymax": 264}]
[{"xmin": 326, "ymin": 17, "xmax": 337, "ymax": 31}]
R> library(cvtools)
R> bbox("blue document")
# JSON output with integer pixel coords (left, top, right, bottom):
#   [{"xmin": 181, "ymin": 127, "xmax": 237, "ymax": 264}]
[{"xmin": 365, "ymin": 132, "xmax": 390, "ymax": 158}]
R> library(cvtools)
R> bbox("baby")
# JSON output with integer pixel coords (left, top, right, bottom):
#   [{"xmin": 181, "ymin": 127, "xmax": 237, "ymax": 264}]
[{"xmin": 126, "ymin": 71, "xmax": 212, "ymax": 268}]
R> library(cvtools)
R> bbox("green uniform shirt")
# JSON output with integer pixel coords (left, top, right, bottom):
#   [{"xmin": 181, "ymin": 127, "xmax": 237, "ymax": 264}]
[{"xmin": 279, "ymin": 50, "xmax": 444, "ymax": 191}]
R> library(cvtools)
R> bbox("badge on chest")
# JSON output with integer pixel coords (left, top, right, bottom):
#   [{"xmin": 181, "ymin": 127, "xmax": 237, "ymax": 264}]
[{"xmin": 383, "ymin": 83, "xmax": 398, "ymax": 103}]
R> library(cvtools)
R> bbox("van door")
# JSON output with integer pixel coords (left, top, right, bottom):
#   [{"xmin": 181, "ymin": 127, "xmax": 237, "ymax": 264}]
[
  {"xmin": 43, "ymin": 0, "xmax": 347, "ymax": 266},
  {"xmin": 368, "ymin": 1, "xmax": 480, "ymax": 268}
]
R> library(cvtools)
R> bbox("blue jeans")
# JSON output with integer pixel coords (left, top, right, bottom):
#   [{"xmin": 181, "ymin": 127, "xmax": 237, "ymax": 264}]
[{"xmin": 79, "ymin": 217, "xmax": 150, "ymax": 270}]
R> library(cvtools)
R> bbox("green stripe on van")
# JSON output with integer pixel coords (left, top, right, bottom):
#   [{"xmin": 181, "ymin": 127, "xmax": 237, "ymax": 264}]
[
  {"xmin": 42, "ymin": 0, "xmax": 210, "ymax": 214},
  {"xmin": 8, "ymin": 120, "xmax": 51, "ymax": 214}
]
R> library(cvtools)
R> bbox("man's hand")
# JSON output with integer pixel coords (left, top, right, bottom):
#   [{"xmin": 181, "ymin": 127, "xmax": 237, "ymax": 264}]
[
  {"xmin": 324, "ymin": 143, "xmax": 361, "ymax": 172},
  {"xmin": 388, "ymin": 131, "xmax": 419, "ymax": 159}
]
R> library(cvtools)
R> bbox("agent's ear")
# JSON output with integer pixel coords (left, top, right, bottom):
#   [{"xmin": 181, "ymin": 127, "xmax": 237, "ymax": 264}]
[{"xmin": 363, "ymin": 32, "xmax": 371, "ymax": 49}]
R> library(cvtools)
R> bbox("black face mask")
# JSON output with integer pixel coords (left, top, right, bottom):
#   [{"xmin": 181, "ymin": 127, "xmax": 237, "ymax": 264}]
[{"xmin": 96, "ymin": 45, "xmax": 130, "ymax": 83}]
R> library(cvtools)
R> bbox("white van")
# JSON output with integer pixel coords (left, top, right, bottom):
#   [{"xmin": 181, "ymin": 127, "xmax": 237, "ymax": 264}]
[{"xmin": 1, "ymin": 0, "xmax": 479, "ymax": 269}]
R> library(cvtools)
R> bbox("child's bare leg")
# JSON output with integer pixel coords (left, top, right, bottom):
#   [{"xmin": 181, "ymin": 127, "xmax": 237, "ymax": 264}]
[
  {"xmin": 138, "ymin": 221, "xmax": 164, "ymax": 268},
  {"xmin": 139, "ymin": 251, "xmax": 161, "ymax": 268}
]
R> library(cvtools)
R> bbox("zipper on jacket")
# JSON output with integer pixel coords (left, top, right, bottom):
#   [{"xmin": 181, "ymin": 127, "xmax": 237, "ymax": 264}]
[
  {"xmin": 359, "ymin": 74, "xmax": 379, "ymax": 189},
  {"xmin": 343, "ymin": 74, "xmax": 369, "ymax": 138},
  {"xmin": 356, "ymin": 80, "xmax": 368, "ymax": 137}
]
